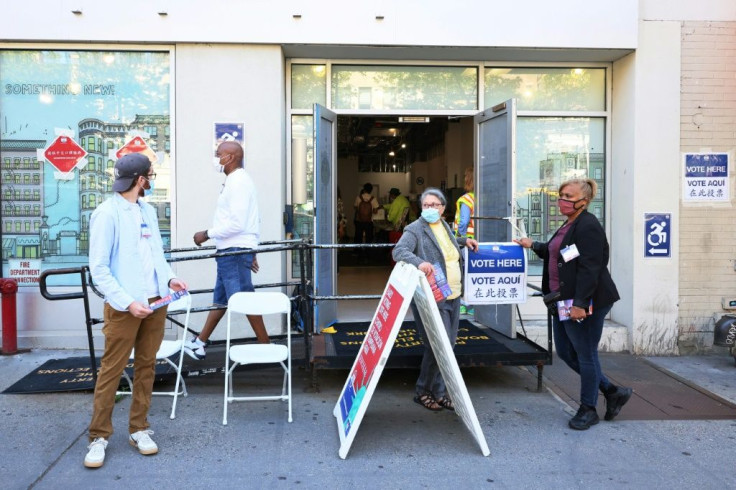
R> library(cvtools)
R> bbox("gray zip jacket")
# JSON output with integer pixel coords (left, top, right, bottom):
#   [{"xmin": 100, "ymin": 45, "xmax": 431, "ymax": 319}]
[{"xmin": 392, "ymin": 218, "xmax": 470, "ymax": 295}]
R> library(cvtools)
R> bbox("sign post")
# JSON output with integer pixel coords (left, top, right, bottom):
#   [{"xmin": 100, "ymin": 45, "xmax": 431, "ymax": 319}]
[{"xmin": 334, "ymin": 261, "xmax": 490, "ymax": 459}]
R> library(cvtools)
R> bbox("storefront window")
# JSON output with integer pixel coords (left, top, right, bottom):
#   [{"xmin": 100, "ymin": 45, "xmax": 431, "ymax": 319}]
[
  {"xmin": 516, "ymin": 117, "xmax": 605, "ymax": 274},
  {"xmin": 291, "ymin": 65, "xmax": 326, "ymax": 109},
  {"xmin": 485, "ymin": 67, "xmax": 605, "ymax": 111},
  {"xmin": 332, "ymin": 65, "xmax": 478, "ymax": 111},
  {"xmin": 0, "ymin": 49, "xmax": 171, "ymax": 285},
  {"xmin": 290, "ymin": 115, "xmax": 314, "ymax": 277}
]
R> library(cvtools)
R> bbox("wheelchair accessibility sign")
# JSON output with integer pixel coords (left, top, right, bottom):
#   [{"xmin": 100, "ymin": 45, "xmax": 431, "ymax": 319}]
[{"xmin": 645, "ymin": 213, "xmax": 671, "ymax": 258}]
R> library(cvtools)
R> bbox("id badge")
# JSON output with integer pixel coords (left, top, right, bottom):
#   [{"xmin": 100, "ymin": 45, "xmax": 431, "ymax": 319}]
[
  {"xmin": 560, "ymin": 244, "xmax": 580, "ymax": 262},
  {"xmin": 141, "ymin": 222, "xmax": 152, "ymax": 239}
]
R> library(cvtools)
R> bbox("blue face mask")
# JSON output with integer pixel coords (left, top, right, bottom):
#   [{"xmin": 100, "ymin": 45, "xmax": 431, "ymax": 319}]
[
  {"xmin": 421, "ymin": 208, "xmax": 440, "ymax": 223},
  {"xmin": 143, "ymin": 179, "xmax": 154, "ymax": 197}
]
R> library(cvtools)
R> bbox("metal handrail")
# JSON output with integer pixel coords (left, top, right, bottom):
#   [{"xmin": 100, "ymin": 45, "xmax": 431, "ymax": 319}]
[{"xmin": 39, "ymin": 266, "xmax": 100, "ymax": 385}]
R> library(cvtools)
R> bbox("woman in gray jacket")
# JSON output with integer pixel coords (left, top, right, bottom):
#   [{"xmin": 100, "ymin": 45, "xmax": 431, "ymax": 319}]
[{"xmin": 392, "ymin": 188, "xmax": 478, "ymax": 411}]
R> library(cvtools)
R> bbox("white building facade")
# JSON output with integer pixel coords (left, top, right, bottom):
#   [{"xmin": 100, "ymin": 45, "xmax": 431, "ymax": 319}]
[{"xmin": 0, "ymin": 1, "xmax": 734, "ymax": 355}]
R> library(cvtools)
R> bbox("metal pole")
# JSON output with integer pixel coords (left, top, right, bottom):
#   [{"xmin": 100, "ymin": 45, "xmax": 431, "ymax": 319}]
[
  {"xmin": 81, "ymin": 267, "xmax": 98, "ymax": 386},
  {"xmin": 299, "ymin": 240, "xmax": 311, "ymax": 369}
]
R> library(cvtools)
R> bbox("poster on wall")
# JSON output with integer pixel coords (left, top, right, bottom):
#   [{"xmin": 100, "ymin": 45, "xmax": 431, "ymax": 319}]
[
  {"xmin": 213, "ymin": 123, "xmax": 245, "ymax": 152},
  {"xmin": 0, "ymin": 50, "xmax": 171, "ymax": 285},
  {"xmin": 683, "ymin": 152, "xmax": 729, "ymax": 202}
]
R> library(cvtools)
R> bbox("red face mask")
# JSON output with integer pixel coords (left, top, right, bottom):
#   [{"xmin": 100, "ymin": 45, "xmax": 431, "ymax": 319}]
[{"xmin": 558, "ymin": 198, "xmax": 585, "ymax": 216}]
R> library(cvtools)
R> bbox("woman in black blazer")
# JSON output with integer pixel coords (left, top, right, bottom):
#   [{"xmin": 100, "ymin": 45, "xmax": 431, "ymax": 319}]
[{"xmin": 515, "ymin": 178, "xmax": 632, "ymax": 430}]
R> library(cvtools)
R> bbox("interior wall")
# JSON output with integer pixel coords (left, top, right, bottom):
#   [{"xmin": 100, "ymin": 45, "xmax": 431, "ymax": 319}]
[
  {"xmin": 445, "ymin": 118, "xmax": 475, "ymax": 191},
  {"xmin": 337, "ymin": 155, "xmax": 411, "ymax": 239}
]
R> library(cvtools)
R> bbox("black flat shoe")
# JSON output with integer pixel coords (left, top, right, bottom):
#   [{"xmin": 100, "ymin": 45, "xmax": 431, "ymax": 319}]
[
  {"xmin": 413, "ymin": 394, "xmax": 442, "ymax": 411},
  {"xmin": 569, "ymin": 405, "xmax": 599, "ymax": 430},
  {"xmin": 604, "ymin": 386, "xmax": 633, "ymax": 421}
]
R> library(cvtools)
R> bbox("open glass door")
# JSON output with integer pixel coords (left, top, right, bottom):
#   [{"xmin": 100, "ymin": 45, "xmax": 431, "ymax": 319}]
[
  {"xmin": 474, "ymin": 99, "xmax": 518, "ymax": 338},
  {"xmin": 313, "ymin": 103, "xmax": 338, "ymax": 331}
]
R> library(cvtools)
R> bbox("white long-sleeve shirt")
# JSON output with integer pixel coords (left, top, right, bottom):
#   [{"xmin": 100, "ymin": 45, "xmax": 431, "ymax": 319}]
[{"xmin": 208, "ymin": 167, "xmax": 260, "ymax": 249}]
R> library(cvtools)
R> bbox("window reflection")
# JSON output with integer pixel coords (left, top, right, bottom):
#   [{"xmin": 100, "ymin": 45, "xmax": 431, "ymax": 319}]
[
  {"xmin": 515, "ymin": 117, "xmax": 605, "ymax": 274},
  {"xmin": 485, "ymin": 68, "xmax": 605, "ymax": 111}
]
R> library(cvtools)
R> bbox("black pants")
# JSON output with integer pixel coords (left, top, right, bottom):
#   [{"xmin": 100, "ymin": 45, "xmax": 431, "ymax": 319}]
[{"xmin": 354, "ymin": 221, "xmax": 374, "ymax": 253}]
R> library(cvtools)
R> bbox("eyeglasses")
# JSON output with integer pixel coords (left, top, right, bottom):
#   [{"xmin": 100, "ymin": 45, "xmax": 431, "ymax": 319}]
[
  {"xmin": 142, "ymin": 173, "xmax": 156, "ymax": 181},
  {"xmin": 422, "ymin": 202, "xmax": 444, "ymax": 209}
]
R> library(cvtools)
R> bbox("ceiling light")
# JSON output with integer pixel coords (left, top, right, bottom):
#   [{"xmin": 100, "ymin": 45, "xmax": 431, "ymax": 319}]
[
  {"xmin": 388, "ymin": 151, "xmax": 395, "ymax": 157},
  {"xmin": 401, "ymin": 143, "xmax": 406, "ymax": 149},
  {"xmin": 398, "ymin": 117, "xmax": 429, "ymax": 123}
]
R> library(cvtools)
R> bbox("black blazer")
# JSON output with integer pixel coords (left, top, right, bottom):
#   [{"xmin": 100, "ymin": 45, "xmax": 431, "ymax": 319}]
[{"xmin": 532, "ymin": 210, "xmax": 619, "ymax": 310}]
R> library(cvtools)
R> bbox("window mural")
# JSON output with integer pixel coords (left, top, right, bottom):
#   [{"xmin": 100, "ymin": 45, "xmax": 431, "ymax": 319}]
[{"xmin": 0, "ymin": 50, "xmax": 171, "ymax": 285}]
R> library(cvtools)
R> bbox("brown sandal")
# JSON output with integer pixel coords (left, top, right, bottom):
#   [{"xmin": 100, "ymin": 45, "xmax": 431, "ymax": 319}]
[
  {"xmin": 413, "ymin": 394, "xmax": 442, "ymax": 411},
  {"xmin": 436, "ymin": 396, "xmax": 454, "ymax": 411}
]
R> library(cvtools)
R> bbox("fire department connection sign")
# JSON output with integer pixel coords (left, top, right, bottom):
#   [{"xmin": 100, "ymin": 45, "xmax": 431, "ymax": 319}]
[
  {"xmin": 464, "ymin": 243, "xmax": 527, "ymax": 305},
  {"xmin": 683, "ymin": 152, "xmax": 729, "ymax": 202}
]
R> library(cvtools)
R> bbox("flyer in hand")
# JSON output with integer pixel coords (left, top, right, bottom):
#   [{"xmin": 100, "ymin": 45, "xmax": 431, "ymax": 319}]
[
  {"xmin": 428, "ymin": 263, "xmax": 451, "ymax": 302},
  {"xmin": 556, "ymin": 299, "xmax": 593, "ymax": 321},
  {"xmin": 150, "ymin": 290, "xmax": 189, "ymax": 310}
]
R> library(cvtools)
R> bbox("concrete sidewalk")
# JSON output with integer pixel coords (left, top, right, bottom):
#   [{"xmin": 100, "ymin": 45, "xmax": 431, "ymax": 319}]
[{"xmin": 1, "ymin": 349, "xmax": 735, "ymax": 489}]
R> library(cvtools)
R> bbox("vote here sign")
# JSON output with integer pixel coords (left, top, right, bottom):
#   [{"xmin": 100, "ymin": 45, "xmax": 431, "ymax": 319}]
[
  {"xmin": 683, "ymin": 152, "xmax": 729, "ymax": 202},
  {"xmin": 464, "ymin": 243, "xmax": 527, "ymax": 305}
]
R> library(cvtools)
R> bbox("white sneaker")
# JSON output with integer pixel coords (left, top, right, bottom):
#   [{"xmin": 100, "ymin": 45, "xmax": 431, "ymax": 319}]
[
  {"xmin": 84, "ymin": 437, "xmax": 108, "ymax": 468},
  {"xmin": 184, "ymin": 336, "xmax": 206, "ymax": 360},
  {"xmin": 129, "ymin": 430, "xmax": 158, "ymax": 455}
]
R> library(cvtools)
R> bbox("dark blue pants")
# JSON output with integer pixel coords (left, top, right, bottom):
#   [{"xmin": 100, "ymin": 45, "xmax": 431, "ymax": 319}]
[{"xmin": 553, "ymin": 303, "xmax": 613, "ymax": 407}]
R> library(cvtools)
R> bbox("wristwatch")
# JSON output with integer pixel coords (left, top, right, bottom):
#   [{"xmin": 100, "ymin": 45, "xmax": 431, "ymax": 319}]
[{"xmin": 204, "ymin": 230, "xmax": 209, "ymax": 239}]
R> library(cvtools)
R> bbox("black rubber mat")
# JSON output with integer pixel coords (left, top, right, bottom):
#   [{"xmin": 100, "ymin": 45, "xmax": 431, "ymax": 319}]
[
  {"xmin": 541, "ymin": 353, "xmax": 736, "ymax": 420},
  {"xmin": 2, "ymin": 356, "xmax": 177, "ymax": 394},
  {"xmin": 327, "ymin": 319, "xmax": 512, "ymax": 358}
]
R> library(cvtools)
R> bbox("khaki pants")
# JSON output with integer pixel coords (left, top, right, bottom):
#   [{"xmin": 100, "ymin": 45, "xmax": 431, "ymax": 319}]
[{"xmin": 88, "ymin": 301, "xmax": 167, "ymax": 441}]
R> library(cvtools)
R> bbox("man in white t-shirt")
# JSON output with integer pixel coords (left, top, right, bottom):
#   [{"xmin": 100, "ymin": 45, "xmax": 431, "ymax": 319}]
[{"xmin": 186, "ymin": 141, "xmax": 269, "ymax": 360}]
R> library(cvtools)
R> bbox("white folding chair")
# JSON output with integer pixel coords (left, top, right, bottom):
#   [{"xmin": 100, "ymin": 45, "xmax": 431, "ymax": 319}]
[
  {"xmin": 117, "ymin": 292, "xmax": 192, "ymax": 419},
  {"xmin": 223, "ymin": 291, "xmax": 292, "ymax": 425}
]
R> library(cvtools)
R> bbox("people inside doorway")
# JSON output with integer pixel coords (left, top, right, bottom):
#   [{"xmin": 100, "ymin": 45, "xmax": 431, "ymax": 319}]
[
  {"xmin": 337, "ymin": 186, "xmax": 347, "ymax": 243},
  {"xmin": 85, "ymin": 153, "xmax": 188, "ymax": 468},
  {"xmin": 383, "ymin": 187, "xmax": 411, "ymax": 231},
  {"xmin": 454, "ymin": 167, "xmax": 475, "ymax": 316},
  {"xmin": 392, "ymin": 187, "xmax": 479, "ymax": 411},
  {"xmin": 187, "ymin": 141, "xmax": 270, "ymax": 361},
  {"xmin": 454, "ymin": 167, "xmax": 475, "ymax": 239},
  {"xmin": 353, "ymin": 183, "xmax": 379, "ymax": 253},
  {"xmin": 514, "ymin": 178, "xmax": 632, "ymax": 430}
]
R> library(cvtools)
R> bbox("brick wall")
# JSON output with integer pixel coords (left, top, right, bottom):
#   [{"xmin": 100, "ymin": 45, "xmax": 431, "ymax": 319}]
[{"xmin": 679, "ymin": 21, "xmax": 736, "ymax": 353}]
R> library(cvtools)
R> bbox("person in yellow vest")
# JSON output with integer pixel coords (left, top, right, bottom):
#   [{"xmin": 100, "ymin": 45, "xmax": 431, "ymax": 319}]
[
  {"xmin": 384, "ymin": 188, "xmax": 411, "ymax": 230},
  {"xmin": 454, "ymin": 167, "xmax": 475, "ymax": 239},
  {"xmin": 454, "ymin": 167, "xmax": 475, "ymax": 315}
]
